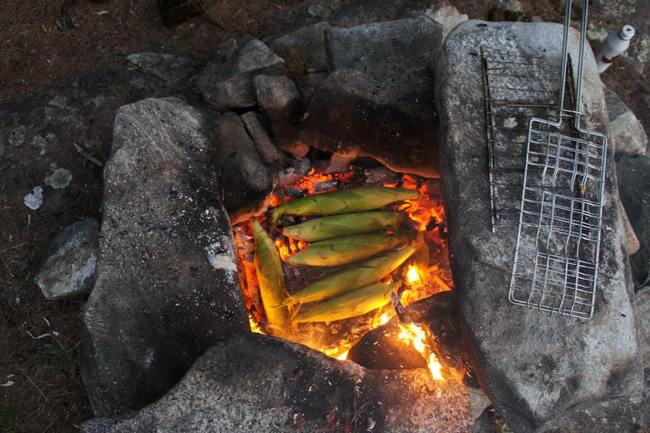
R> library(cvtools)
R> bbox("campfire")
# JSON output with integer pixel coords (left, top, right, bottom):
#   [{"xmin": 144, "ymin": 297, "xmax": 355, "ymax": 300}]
[{"xmin": 233, "ymin": 163, "xmax": 453, "ymax": 380}]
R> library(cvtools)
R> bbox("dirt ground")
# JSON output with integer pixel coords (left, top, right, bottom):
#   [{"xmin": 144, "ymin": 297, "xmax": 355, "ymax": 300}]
[{"xmin": 0, "ymin": 1, "xmax": 647, "ymax": 432}]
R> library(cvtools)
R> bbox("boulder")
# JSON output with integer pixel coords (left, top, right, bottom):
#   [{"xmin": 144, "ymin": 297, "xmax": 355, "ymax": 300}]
[
  {"xmin": 81, "ymin": 97, "xmax": 248, "ymax": 417},
  {"xmin": 327, "ymin": 15, "xmax": 443, "ymax": 82},
  {"xmin": 34, "ymin": 218, "xmax": 99, "ymax": 299},
  {"xmin": 617, "ymin": 155, "xmax": 650, "ymax": 285},
  {"xmin": 301, "ymin": 68, "xmax": 439, "ymax": 178},
  {"xmin": 437, "ymin": 21, "xmax": 641, "ymax": 433},
  {"xmin": 605, "ymin": 88, "xmax": 648, "ymax": 156},
  {"xmin": 126, "ymin": 52, "xmax": 198, "ymax": 86},
  {"xmin": 81, "ymin": 332, "xmax": 473, "ymax": 433},
  {"xmin": 197, "ymin": 38, "xmax": 286, "ymax": 109},
  {"xmin": 212, "ymin": 112, "xmax": 272, "ymax": 213},
  {"xmin": 268, "ymin": 22, "xmax": 332, "ymax": 74}
]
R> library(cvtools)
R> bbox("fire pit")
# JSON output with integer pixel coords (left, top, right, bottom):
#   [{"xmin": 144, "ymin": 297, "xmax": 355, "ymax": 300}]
[
  {"xmin": 79, "ymin": 13, "xmax": 644, "ymax": 433},
  {"xmin": 233, "ymin": 165, "xmax": 452, "ymax": 378}
]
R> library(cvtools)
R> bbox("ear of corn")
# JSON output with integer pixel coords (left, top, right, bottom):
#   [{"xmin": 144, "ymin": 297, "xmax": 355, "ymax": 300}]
[
  {"xmin": 294, "ymin": 281, "xmax": 398, "ymax": 323},
  {"xmin": 287, "ymin": 245, "xmax": 416, "ymax": 305},
  {"xmin": 286, "ymin": 233, "xmax": 407, "ymax": 267},
  {"xmin": 252, "ymin": 220, "xmax": 289, "ymax": 334},
  {"xmin": 281, "ymin": 211, "xmax": 403, "ymax": 242},
  {"xmin": 271, "ymin": 186, "xmax": 418, "ymax": 224}
]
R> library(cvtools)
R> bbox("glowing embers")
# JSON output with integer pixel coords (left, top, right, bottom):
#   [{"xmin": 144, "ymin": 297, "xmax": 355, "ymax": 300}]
[{"xmin": 233, "ymin": 166, "xmax": 453, "ymax": 374}]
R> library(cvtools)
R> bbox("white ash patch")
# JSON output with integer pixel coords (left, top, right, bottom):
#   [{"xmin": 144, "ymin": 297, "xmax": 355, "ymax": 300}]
[{"xmin": 206, "ymin": 235, "xmax": 238, "ymax": 281}]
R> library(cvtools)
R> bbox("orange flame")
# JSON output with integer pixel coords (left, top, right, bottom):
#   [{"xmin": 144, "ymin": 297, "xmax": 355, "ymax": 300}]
[
  {"xmin": 398, "ymin": 323, "xmax": 444, "ymax": 381},
  {"xmin": 249, "ymin": 316, "xmax": 265, "ymax": 335},
  {"xmin": 406, "ymin": 264, "xmax": 424, "ymax": 287}
]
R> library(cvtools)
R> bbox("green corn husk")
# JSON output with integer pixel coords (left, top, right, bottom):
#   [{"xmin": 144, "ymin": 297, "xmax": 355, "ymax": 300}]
[
  {"xmin": 286, "ymin": 233, "xmax": 407, "ymax": 267},
  {"xmin": 252, "ymin": 220, "xmax": 289, "ymax": 334},
  {"xmin": 281, "ymin": 211, "xmax": 403, "ymax": 242},
  {"xmin": 287, "ymin": 245, "xmax": 416, "ymax": 305},
  {"xmin": 294, "ymin": 281, "xmax": 399, "ymax": 323},
  {"xmin": 271, "ymin": 186, "xmax": 418, "ymax": 225}
]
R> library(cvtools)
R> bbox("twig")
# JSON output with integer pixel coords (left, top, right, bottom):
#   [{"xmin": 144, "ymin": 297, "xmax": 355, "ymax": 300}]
[
  {"xmin": 73, "ymin": 143, "xmax": 104, "ymax": 167},
  {"xmin": 42, "ymin": 420, "xmax": 55, "ymax": 433},
  {"xmin": 22, "ymin": 371, "xmax": 49, "ymax": 402},
  {"xmin": 0, "ymin": 241, "xmax": 28, "ymax": 256}
]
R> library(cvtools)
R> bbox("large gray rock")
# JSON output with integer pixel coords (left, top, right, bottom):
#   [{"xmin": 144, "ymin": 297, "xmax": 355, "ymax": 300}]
[
  {"xmin": 254, "ymin": 74, "xmax": 304, "ymax": 149},
  {"xmin": 34, "ymin": 218, "xmax": 99, "ymax": 299},
  {"xmin": 437, "ymin": 21, "xmax": 641, "ymax": 433},
  {"xmin": 212, "ymin": 112, "xmax": 272, "ymax": 213},
  {"xmin": 268, "ymin": 22, "xmax": 331, "ymax": 74},
  {"xmin": 81, "ymin": 98, "xmax": 248, "ymax": 417},
  {"xmin": 327, "ymin": 15, "xmax": 443, "ymax": 81},
  {"xmin": 605, "ymin": 88, "xmax": 648, "ymax": 156},
  {"xmin": 301, "ymin": 68, "xmax": 439, "ymax": 177},
  {"xmin": 617, "ymin": 155, "xmax": 650, "ymax": 285},
  {"xmin": 81, "ymin": 332, "xmax": 473, "ymax": 433},
  {"xmin": 197, "ymin": 38, "xmax": 286, "ymax": 109},
  {"xmin": 293, "ymin": 15, "xmax": 443, "ymax": 177}
]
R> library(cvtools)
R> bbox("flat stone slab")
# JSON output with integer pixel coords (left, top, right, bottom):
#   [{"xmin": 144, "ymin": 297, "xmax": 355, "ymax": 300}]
[
  {"xmin": 82, "ymin": 333, "xmax": 473, "ymax": 433},
  {"xmin": 328, "ymin": 15, "xmax": 442, "ymax": 81},
  {"xmin": 437, "ymin": 21, "xmax": 641, "ymax": 433},
  {"xmin": 81, "ymin": 97, "xmax": 248, "ymax": 416}
]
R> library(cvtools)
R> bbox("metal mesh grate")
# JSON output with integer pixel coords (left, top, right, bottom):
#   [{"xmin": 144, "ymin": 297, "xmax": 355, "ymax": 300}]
[
  {"xmin": 483, "ymin": 0, "xmax": 609, "ymax": 319},
  {"xmin": 480, "ymin": 48, "xmax": 560, "ymax": 231},
  {"xmin": 509, "ymin": 119, "xmax": 607, "ymax": 318}
]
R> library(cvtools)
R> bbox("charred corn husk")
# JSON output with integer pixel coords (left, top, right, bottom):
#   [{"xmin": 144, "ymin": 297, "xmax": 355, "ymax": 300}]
[
  {"xmin": 252, "ymin": 221, "xmax": 289, "ymax": 333},
  {"xmin": 287, "ymin": 245, "xmax": 416, "ymax": 305},
  {"xmin": 286, "ymin": 233, "xmax": 407, "ymax": 267},
  {"xmin": 281, "ymin": 211, "xmax": 402, "ymax": 242},
  {"xmin": 294, "ymin": 281, "xmax": 398, "ymax": 323},
  {"xmin": 271, "ymin": 186, "xmax": 418, "ymax": 224}
]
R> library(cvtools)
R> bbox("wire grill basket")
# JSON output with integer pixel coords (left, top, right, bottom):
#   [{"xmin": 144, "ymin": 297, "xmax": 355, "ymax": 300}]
[{"xmin": 508, "ymin": 0, "xmax": 608, "ymax": 319}]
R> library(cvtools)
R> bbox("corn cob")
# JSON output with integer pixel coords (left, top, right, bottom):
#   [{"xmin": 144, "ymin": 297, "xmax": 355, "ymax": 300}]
[
  {"xmin": 294, "ymin": 281, "xmax": 399, "ymax": 323},
  {"xmin": 252, "ymin": 220, "xmax": 289, "ymax": 334},
  {"xmin": 271, "ymin": 186, "xmax": 418, "ymax": 225},
  {"xmin": 281, "ymin": 211, "xmax": 403, "ymax": 242},
  {"xmin": 286, "ymin": 233, "xmax": 407, "ymax": 267},
  {"xmin": 287, "ymin": 245, "xmax": 416, "ymax": 305}
]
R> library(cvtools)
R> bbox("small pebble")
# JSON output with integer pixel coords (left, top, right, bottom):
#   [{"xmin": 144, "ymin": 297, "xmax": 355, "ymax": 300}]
[{"xmin": 24, "ymin": 186, "xmax": 43, "ymax": 210}]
